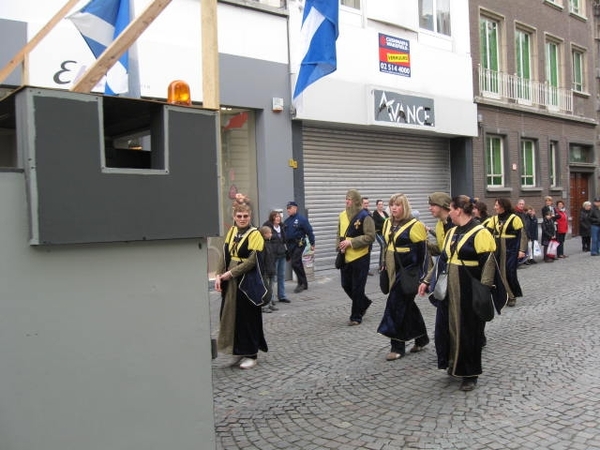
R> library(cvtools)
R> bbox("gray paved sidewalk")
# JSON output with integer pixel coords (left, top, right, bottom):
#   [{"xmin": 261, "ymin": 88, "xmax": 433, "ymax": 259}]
[{"xmin": 210, "ymin": 238, "xmax": 600, "ymax": 450}]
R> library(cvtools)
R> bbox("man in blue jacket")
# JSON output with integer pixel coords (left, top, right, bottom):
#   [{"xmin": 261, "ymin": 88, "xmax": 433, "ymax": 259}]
[{"xmin": 284, "ymin": 201, "xmax": 316, "ymax": 295}]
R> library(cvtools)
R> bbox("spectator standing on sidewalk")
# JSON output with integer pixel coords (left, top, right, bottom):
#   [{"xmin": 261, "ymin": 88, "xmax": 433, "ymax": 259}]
[
  {"xmin": 555, "ymin": 200, "xmax": 568, "ymax": 258},
  {"xmin": 515, "ymin": 198, "xmax": 527, "ymax": 224},
  {"xmin": 524, "ymin": 205, "xmax": 539, "ymax": 264},
  {"xmin": 373, "ymin": 199, "xmax": 389, "ymax": 251},
  {"xmin": 337, "ymin": 189, "xmax": 376, "ymax": 326},
  {"xmin": 541, "ymin": 196, "xmax": 558, "ymax": 220},
  {"xmin": 284, "ymin": 201, "xmax": 315, "ymax": 294},
  {"xmin": 589, "ymin": 197, "xmax": 600, "ymax": 256},
  {"xmin": 541, "ymin": 209, "xmax": 557, "ymax": 262},
  {"xmin": 485, "ymin": 198, "xmax": 527, "ymax": 307},
  {"xmin": 579, "ymin": 201, "xmax": 592, "ymax": 252},
  {"xmin": 259, "ymin": 226, "xmax": 279, "ymax": 313},
  {"xmin": 377, "ymin": 193, "xmax": 429, "ymax": 361},
  {"xmin": 263, "ymin": 210, "xmax": 289, "ymax": 303}
]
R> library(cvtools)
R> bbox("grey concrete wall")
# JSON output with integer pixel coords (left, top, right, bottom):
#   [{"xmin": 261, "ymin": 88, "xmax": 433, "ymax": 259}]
[
  {"xmin": 0, "ymin": 171, "xmax": 216, "ymax": 450},
  {"xmin": 0, "ymin": 19, "xmax": 26, "ymax": 86}
]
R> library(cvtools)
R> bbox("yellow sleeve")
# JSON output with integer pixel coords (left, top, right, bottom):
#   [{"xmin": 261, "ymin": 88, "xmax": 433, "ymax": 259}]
[
  {"xmin": 474, "ymin": 228, "xmax": 497, "ymax": 253},
  {"xmin": 512, "ymin": 214, "xmax": 524, "ymax": 230},
  {"xmin": 409, "ymin": 221, "xmax": 428, "ymax": 242},
  {"xmin": 248, "ymin": 229, "xmax": 265, "ymax": 251}
]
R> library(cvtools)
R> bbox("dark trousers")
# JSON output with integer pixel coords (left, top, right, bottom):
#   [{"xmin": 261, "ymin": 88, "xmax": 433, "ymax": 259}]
[
  {"xmin": 341, "ymin": 254, "xmax": 371, "ymax": 323},
  {"xmin": 592, "ymin": 225, "xmax": 600, "ymax": 255},
  {"xmin": 289, "ymin": 245, "xmax": 307, "ymax": 288},
  {"xmin": 582, "ymin": 236, "xmax": 591, "ymax": 252},
  {"xmin": 557, "ymin": 233, "xmax": 566, "ymax": 257}
]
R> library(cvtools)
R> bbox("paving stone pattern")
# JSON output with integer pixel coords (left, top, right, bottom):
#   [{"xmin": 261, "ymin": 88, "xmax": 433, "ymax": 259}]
[{"xmin": 211, "ymin": 238, "xmax": 600, "ymax": 450}]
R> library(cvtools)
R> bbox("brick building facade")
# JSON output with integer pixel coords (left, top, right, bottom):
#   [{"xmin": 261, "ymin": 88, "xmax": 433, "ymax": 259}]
[{"xmin": 469, "ymin": 0, "xmax": 598, "ymax": 234}]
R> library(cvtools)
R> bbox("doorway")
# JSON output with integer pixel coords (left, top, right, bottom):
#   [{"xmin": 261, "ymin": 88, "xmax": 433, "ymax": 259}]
[{"xmin": 569, "ymin": 172, "xmax": 590, "ymax": 235}]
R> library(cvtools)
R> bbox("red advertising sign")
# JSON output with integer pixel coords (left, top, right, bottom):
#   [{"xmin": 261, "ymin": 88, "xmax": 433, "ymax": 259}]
[{"xmin": 378, "ymin": 33, "xmax": 411, "ymax": 77}]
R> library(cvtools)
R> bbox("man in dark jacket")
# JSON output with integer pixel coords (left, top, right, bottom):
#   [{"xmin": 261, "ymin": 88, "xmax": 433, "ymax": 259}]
[
  {"xmin": 590, "ymin": 197, "xmax": 600, "ymax": 256},
  {"xmin": 284, "ymin": 201, "xmax": 315, "ymax": 293}
]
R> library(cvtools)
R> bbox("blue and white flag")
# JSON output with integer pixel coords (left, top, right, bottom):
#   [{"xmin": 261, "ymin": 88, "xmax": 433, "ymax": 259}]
[
  {"xmin": 293, "ymin": 0, "xmax": 339, "ymax": 102},
  {"xmin": 69, "ymin": 0, "xmax": 130, "ymax": 94}
]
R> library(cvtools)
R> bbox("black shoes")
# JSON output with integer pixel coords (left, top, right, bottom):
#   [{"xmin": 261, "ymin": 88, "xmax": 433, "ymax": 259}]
[
  {"xmin": 410, "ymin": 338, "xmax": 430, "ymax": 353},
  {"xmin": 293, "ymin": 285, "xmax": 307, "ymax": 293},
  {"xmin": 459, "ymin": 378, "xmax": 478, "ymax": 391},
  {"xmin": 278, "ymin": 298, "xmax": 291, "ymax": 303}
]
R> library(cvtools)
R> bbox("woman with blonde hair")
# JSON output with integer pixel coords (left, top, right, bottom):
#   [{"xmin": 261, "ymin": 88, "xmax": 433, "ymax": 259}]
[
  {"xmin": 215, "ymin": 202, "xmax": 268, "ymax": 369},
  {"xmin": 377, "ymin": 193, "xmax": 430, "ymax": 361}
]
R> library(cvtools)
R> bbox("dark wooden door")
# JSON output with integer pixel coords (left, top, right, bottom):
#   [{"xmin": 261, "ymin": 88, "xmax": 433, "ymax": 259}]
[{"xmin": 569, "ymin": 172, "xmax": 590, "ymax": 236}]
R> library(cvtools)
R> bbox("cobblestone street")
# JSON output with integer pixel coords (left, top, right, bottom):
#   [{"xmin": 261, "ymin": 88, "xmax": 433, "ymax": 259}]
[{"xmin": 211, "ymin": 238, "xmax": 600, "ymax": 450}]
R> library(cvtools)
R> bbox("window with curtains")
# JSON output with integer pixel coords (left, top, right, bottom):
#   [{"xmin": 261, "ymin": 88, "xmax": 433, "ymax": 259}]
[
  {"xmin": 486, "ymin": 135, "xmax": 504, "ymax": 187},
  {"xmin": 515, "ymin": 29, "xmax": 532, "ymax": 101},
  {"xmin": 549, "ymin": 141, "xmax": 558, "ymax": 187},
  {"xmin": 521, "ymin": 140, "xmax": 536, "ymax": 187},
  {"xmin": 572, "ymin": 47, "xmax": 585, "ymax": 92},
  {"xmin": 545, "ymin": 40, "xmax": 561, "ymax": 107},
  {"xmin": 419, "ymin": 0, "xmax": 451, "ymax": 36},
  {"xmin": 480, "ymin": 16, "xmax": 500, "ymax": 94}
]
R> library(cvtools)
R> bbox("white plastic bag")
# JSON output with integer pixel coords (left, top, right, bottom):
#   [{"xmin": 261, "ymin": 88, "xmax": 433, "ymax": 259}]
[
  {"xmin": 547, "ymin": 239, "xmax": 559, "ymax": 258},
  {"xmin": 532, "ymin": 240, "xmax": 542, "ymax": 258}
]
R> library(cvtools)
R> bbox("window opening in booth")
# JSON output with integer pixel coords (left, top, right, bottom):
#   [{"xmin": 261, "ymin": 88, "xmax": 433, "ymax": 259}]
[{"xmin": 101, "ymin": 97, "xmax": 168, "ymax": 174}]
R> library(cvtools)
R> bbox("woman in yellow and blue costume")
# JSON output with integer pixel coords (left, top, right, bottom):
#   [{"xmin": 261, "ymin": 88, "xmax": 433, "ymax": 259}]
[
  {"xmin": 215, "ymin": 202, "xmax": 268, "ymax": 370},
  {"xmin": 377, "ymin": 193, "xmax": 430, "ymax": 361},
  {"xmin": 419, "ymin": 195, "xmax": 498, "ymax": 391}
]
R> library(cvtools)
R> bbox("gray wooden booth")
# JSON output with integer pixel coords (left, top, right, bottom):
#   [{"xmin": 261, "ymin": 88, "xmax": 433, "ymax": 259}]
[{"xmin": 0, "ymin": 87, "xmax": 219, "ymax": 450}]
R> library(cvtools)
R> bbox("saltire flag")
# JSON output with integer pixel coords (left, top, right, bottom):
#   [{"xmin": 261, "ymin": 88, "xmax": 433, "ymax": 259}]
[
  {"xmin": 68, "ymin": 0, "xmax": 130, "ymax": 94},
  {"xmin": 293, "ymin": 0, "xmax": 339, "ymax": 102}
]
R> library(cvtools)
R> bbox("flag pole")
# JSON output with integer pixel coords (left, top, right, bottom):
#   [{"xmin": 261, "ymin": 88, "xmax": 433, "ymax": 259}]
[
  {"xmin": 201, "ymin": 0, "xmax": 219, "ymax": 110},
  {"xmin": 0, "ymin": 0, "xmax": 81, "ymax": 85},
  {"xmin": 70, "ymin": 0, "xmax": 172, "ymax": 93}
]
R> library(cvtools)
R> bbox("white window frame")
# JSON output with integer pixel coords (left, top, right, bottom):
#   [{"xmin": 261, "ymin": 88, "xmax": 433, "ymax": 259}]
[
  {"xmin": 486, "ymin": 135, "xmax": 505, "ymax": 187},
  {"xmin": 340, "ymin": 0, "xmax": 360, "ymax": 9},
  {"xmin": 515, "ymin": 28, "xmax": 533, "ymax": 101},
  {"xmin": 572, "ymin": 46, "xmax": 585, "ymax": 93},
  {"xmin": 545, "ymin": 40, "xmax": 561, "ymax": 107},
  {"xmin": 569, "ymin": 0, "xmax": 584, "ymax": 15},
  {"xmin": 480, "ymin": 15, "xmax": 501, "ymax": 95},
  {"xmin": 419, "ymin": 0, "xmax": 451, "ymax": 36},
  {"xmin": 521, "ymin": 140, "xmax": 536, "ymax": 187},
  {"xmin": 549, "ymin": 141, "xmax": 558, "ymax": 187}
]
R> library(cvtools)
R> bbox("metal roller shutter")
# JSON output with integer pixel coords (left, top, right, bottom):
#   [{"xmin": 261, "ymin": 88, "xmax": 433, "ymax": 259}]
[{"xmin": 303, "ymin": 125, "xmax": 450, "ymax": 272}]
